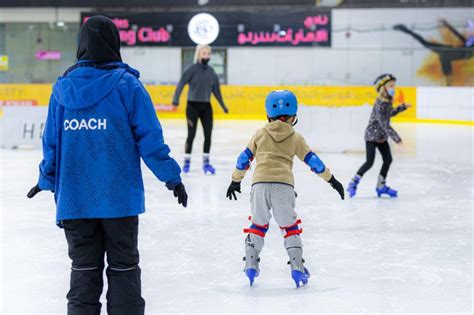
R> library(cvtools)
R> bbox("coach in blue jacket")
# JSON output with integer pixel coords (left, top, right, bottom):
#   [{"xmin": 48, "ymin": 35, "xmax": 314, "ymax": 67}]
[{"xmin": 27, "ymin": 16, "xmax": 187, "ymax": 315}]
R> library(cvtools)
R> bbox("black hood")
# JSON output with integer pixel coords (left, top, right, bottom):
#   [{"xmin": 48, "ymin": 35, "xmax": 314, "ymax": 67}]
[{"xmin": 77, "ymin": 15, "xmax": 122, "ymax": 63}]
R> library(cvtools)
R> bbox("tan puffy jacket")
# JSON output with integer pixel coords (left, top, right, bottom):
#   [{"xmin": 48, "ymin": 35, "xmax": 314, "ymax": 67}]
[{"xmin": 232, "ymin": 120, "xmax": 332, "ymax": 186}]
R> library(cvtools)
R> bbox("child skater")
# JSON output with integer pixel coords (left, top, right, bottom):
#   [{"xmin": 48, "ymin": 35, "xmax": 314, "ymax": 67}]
[
  {"xmin": 226, "ymin": 90, "xmax": 344, "ymax": 288},
  {"xmin": 27, "ymin": 16, "xmax": 187, "ymax": 314},
  {"xmin": 347, "ymin": 73, "xmax": 411, "ymax": 198}
]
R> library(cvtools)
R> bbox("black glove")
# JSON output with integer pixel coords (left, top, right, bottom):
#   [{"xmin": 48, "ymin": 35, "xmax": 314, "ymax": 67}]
[
  {"xmin": 226, "ymin": 181, "xmax": 241, "ymax": 200},
  {"xmin": 27, "ymin": 185, "xmax": 42, "ymax": 199},
  {"xmin": 328, "ymin": 175, "xmax": 345, "ymax": 200},
  {"xmin": 173, "ymin": 183, "xmax": 188, "ymax": 207}
]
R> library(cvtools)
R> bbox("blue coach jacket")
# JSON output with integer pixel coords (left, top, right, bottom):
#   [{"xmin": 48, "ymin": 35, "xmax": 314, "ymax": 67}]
[{"xmin": 37, "ymin": 61, "xmax": 182, "ymax": 226}]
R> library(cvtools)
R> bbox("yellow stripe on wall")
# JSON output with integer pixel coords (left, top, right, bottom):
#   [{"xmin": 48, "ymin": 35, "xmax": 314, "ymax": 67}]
[{"xmin": 0, "ymin": 83, "xmax": 434, "ymax": 124}]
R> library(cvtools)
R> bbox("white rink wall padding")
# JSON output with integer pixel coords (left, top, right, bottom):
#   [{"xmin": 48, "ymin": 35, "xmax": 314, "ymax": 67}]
[
  {"xmin": 297, "ymin": 105, "xmax": 372, "ymax": 153},
  {"xmin": 0, "ymin": 106, "xmax": 48, "ymax": 149},
  {"xmin": 1, "ymin": 86, "xmax": 472, "ymax": 150},
  {"xmin": 416, "ymin": 87, "xmax": 474, "ymax": 122},
  {"xmin": 1, "ymin": 120, "xmax": 472, "ymax": 314}
]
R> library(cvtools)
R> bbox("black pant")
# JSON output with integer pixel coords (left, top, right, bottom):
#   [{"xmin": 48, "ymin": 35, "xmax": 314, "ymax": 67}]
[
  {"xmin": 357, "ymin": 141, "xmax": 393, "ymax": 178},
  {"xmin": 185, "ymin": 101, "xmax": 213, "ymax": 154},
  {"xmin": 63, "ymin": 216, "xmax": 145, "ymax": 315}
]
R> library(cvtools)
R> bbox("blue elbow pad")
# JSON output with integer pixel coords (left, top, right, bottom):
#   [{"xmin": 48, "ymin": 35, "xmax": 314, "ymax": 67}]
[
  {"xmin": 304, "ymin": 152, "xmax": 326, "ymax": 173},
  {"xmin": 236, "ymin": 148, "xmax": 254, "ymax": 170}
]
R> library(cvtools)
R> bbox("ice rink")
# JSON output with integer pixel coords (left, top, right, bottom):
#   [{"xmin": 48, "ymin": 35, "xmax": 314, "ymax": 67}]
[{"xmin": 1, "ymin": 120, "xmax": 472, "ymax": 314}]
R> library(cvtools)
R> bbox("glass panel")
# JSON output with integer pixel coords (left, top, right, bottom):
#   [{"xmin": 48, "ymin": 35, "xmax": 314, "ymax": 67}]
[{"xmin": 0, "ymin": 22, "xmax": 79, "ymax": 83}]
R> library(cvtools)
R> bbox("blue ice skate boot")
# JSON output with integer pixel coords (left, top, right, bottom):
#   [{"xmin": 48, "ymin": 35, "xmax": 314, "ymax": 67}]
[
  {"xmin": 291, "ymin": 268, "xmax": 310, "ymax": 288},
  {"xmin": 287, "ymin": 248, "xmax": 310, "ymax": 288},
  {"xmin": 376, "ymin": 185, "xmax": 397, "ymax": 198},
  {"xmin": 182, "ymin": 157, "xmax": 190, "ymax": 174},
  {"xmin": 203, "ymin": 156, "xmax": 216, "ymax": 175},
  {"xmin": 347, "ymin": 175, "xmax": 361, "ymax": 198},
  {"xmin": 245, "ymin": 268, "xmax": 259, "ymax": 286},
  {"xmin": 243, "ymin": 246, "xmax": 260, "ymax": 286},
  {"xmin": 376, "ymin": 175, "xmax": 397, "ymax": 197}
]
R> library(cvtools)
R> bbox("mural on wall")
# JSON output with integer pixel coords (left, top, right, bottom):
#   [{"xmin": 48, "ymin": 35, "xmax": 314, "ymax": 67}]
[{"xmin": 394, "ymin": 19, "xmax": 474, "ymax": 86}]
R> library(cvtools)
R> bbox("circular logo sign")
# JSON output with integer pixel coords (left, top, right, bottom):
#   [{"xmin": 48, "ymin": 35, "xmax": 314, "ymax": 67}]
[{"xmin": 187, "ymin": 13, "xmax": 219, "ymax": 45}]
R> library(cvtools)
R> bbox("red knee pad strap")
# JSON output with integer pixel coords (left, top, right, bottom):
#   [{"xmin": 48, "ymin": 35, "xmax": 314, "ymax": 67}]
[
  {"xmin": 280, "ymin": 219, "xmax": 303, "ymax": 238},
  {"xmin": 244, "ymin": 216, "xmax": 269, "ymax": 237}
]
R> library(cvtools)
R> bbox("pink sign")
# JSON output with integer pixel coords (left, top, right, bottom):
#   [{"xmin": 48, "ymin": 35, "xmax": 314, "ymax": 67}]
[
  {"xmin": 237, "ymin": 14, "xmax": 330, "ymax": 46},
  {"xmin": 35, "ymin": 51, "xmax": 62, "ymax": 60},
  {"xmin": 82, "ymin": 16, "xmax": 171, "ymax": 46}
]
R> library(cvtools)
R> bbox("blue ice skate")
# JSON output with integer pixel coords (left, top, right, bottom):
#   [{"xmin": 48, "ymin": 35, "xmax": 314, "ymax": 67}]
[
  {"xmin": 291, "ymin": 268, "xmax": 310, "ymax": 288},
  {"xmin": 182, "ymin": 158, "xmax": 190, "ymax": 174},
  {"xmin": 347, "ymin": 176, "xmax": 360, "ymax": 198},
  {"xmin": 203, "ymin": 161, "xmax": 216, "ymax": 175},
  {"xmin": 376, "ymin": 185, "xmax": 397, "ymax": 198},
  {"xmin": 245, "ymin": 268, "xmax": 259, "ymax": 286}
]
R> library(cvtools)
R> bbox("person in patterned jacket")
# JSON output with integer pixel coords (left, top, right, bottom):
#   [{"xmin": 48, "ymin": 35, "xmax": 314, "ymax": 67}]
[{"xmin": 347, "ymin": 73, "xmax": 411, "ymax": 198}]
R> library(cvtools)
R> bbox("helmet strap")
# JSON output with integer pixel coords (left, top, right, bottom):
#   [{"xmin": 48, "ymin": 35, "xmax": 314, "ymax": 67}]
[
  {"xmin": 292, "ymin": 117, "xmax": 298, "ymax": 126},
  {"xmin": 383, "ymin": 86, "xmax": 393, "ymax": 100}
]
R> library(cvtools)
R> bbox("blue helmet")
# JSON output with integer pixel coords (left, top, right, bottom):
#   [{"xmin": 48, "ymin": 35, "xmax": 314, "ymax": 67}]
[{"xmin": 265, "ymin": 90, "xmax": 298, "ymax": 119}]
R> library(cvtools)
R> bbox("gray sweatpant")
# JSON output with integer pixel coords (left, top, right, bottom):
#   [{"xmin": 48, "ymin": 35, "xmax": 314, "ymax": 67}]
[{"xmin": 245, "ymin": 183, "xmax": 302, "ymax": 253}]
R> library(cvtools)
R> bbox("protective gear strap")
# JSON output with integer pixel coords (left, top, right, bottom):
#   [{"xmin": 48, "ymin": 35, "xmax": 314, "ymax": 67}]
[
  {"xmin": 244, "ymin": 224, "xmax": 269, "ymax": 237},
  {"xmin": 280, "ymin": 219, "xmax": 303, "ymax": 238},
  {"xmin": 304, "ymin": 152, "xmax": 326, "ymax": 174},
  {"xmin": 236, "ymin": 148, "xmax": 254, "ymax": 170},
  {"xmin": 244, "ymin": 216, "xmax": 269, "ymax": 237}
]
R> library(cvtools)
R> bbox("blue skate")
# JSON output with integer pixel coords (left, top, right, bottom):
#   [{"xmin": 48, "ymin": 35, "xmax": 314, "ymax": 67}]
[
  {"xmin": 245, "ymin": 268, "xmax": 259, "ymax": 286},
  {"xmin": 203, "ymin": 158, "xmax": 216, "ymax": 175},
  {"xmin": 203, "ymin": 163, "xmax": 215, "ymax": 175},
  {"xmin": 244, "ymin": 246, "xmax": 260, "ymax": 286},
  {"xmin": 347, "ymin": 176, "xmax": 360, "ymax": 198},
  {"xmin": 287, "ymin": 248, "xmax": 310, "ymax": 288},
  {"xmin": 376, "ymin": 185, "xmax": 397, "ymax": 198},
  {"xmin": 182, "ymin": 158, "xmax": 190, "ymax": 174},
  {"xmin": 291, "ymin": 268, "xmax": 310, "ymax": 288}
]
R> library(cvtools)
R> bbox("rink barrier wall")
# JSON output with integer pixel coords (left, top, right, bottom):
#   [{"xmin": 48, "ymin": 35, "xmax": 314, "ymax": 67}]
[
  {"xmin": 0, "ymin": 84, "xmax": 472, "ymax": 125},
  {"xmin": 0, "ymin": 84, "xmax": 417, "ymax": 119}
]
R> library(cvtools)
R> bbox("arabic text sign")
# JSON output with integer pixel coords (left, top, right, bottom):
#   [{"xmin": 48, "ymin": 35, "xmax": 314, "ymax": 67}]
[
  {"xmin": 81, "ymin": 10, "xmax": 331, "ymax": 47},
  {"xmin": 237, "ymin": 14, "xmax": 330, "ymax": 46}
]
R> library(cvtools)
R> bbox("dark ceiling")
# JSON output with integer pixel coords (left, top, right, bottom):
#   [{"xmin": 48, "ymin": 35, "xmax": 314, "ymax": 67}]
[{"xmin": 0, "ymin": 0, "xmax": 472, "ymax": 7}]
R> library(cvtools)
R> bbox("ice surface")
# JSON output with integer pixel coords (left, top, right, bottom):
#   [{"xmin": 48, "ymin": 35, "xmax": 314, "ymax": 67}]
[{"xmin": 1, "ymin": 120, "xmax": 472, "ymax": 314}]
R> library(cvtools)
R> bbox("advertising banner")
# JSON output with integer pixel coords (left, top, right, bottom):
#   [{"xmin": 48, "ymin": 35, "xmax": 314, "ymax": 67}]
[{"xmin": 81, "ymin": 9, "xmax": 331, "ymax": 47}]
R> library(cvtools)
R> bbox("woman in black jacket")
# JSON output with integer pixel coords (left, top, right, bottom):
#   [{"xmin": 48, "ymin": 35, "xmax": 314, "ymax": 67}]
[{"xmin": 172, "ymin": 44, "xmax": 229, "ymax": 175}]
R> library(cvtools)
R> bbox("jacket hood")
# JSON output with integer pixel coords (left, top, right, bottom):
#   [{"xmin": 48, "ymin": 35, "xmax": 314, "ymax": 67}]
[
  {"xmin": 53, "ymin": 62, "xmax": 135, "ymax": 109},
  {"xmin": 77, "ymin": 15, "xmax": 122, "ymax": 63},
  {"xmin": 264, "ymin": 120, "xmax": 295, "ymax": 142}
]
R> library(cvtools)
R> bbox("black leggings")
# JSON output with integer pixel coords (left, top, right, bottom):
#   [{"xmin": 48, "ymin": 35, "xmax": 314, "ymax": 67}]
[
  {"xmin": 185, "ymin": 101, "xmax": 213, "ymax": 154},
  {"xmin": 357, "ymin": 141, "xmax": 393, "ymax": 178}
]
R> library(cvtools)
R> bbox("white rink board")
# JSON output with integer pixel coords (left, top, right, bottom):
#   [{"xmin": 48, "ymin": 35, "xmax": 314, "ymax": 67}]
[
  {"xmin": 0, "ymin": 106, "xmax": 48, "ymax": 149},
  {"xmin": 417, "ymin": 87, "xmax": 474, "ymax": 122},
  {"xmin": 297, "ymin": 105, "xmax": 371, "ymax": 152}
]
